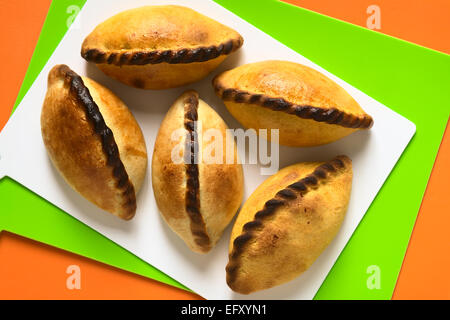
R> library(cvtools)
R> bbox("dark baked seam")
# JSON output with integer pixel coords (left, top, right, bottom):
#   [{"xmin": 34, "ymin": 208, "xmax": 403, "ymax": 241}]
[
  {"xmin": 213, "ymin": 81, "xmax": 374, "ymax": 129},
  {"xmin": 57, "ymin": 65, "xmax": 136, "ymax": 219},
  {"xmin": 183, "ymin": 92, "xmax": 211, "ymax": 251},
  {"xmin": 226, "ymin": 155, "xmax": 350, "ymax": 289},
  {"xmin": 81, "ymin": 37, "xmax": 243, "ymax": 66}
]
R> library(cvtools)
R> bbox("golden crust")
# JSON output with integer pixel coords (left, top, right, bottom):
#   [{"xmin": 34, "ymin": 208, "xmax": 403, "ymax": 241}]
[
  {"xmin": 213, "ymin": 60, "xmax": 373, "ymax": 146},
  {"xmin": 226, "ymin": 156, "xmax": 352, "ymax": 294},
  {"xmin": 41, "ymin": 65, "xmax": 147, "ymax": 220},
  {"xmin": 97, "ymin": 57, "xmax": 228, "ymax": 90},
  {"xmin": 81, "ymin": 5, "xmax": 243, "ymax": 89},
  {"xmin": 152, "ymin": 90, "xmax": 244, "ymax": 253}
]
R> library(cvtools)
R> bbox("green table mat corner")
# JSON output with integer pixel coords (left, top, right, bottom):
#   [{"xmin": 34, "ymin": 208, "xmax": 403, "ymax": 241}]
[{"xmin": 1, "ymin": 0, "xmax": 449, "ymax": 300}]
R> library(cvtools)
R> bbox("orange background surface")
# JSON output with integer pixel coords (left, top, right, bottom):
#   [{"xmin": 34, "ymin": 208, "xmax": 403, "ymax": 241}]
[
  {"xmin": 0, "ymin": 232, "xmax": 201, "ymax": 299},
  {"xmin": 0, "ymin": 0, "xmax": 449, "ymax": 299},
  {"xmin": 285, "ymin": 0, "xmax": 450, "ymax": 54}
]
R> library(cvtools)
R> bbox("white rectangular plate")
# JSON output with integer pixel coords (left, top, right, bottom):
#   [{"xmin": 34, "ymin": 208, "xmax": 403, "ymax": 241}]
[{"xmin": 0, "ymin": 0, "xmax": 415, "ymax": 299}]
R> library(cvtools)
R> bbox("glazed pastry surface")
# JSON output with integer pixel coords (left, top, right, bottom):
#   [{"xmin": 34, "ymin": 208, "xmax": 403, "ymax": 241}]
[
  {"xmin": 227, "ymin": 156, "xmax": 352, "ymax": 294},
  {"xmin": 82, "ymin": 5, "xmax": 243, "ymax": 89},
  {"xmin": 214, "ymin": 60, "xmax": 373, "ymax": 146},
  {"xmin": 41, "ymin": 65, "xmax": 147, "ymax": 220},
  {"xmin": 152, "ymin": 90, "xmax": 244, "ymax": 253}
]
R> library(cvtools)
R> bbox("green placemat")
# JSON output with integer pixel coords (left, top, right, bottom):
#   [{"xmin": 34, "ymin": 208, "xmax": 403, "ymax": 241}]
[{"xmin": 1, "ymin": 0, "xmax": 449, "ymax": 299}]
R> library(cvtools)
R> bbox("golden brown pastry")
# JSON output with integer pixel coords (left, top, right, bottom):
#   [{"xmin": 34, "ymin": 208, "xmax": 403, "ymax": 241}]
[
  {"xmin": 81, "ymin": 5, "xmax": 243, "ymax": 90},
  {"xmin": 226, "ymin": 155, "xmax": 352, "ymax": 294},
  {"xmin": 152, "ymin": 90, "xmax": 244, "ymax": 253},
  {"xmin": 213, "ymin": 60, "xmax": 373, "ymax": 147},
  {"xmin": 41, "ymin": 65, "xmax": 147, "ymax": 220}
]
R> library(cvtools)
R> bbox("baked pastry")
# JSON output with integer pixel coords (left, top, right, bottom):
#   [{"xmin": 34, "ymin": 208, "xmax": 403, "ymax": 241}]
[
  {"xmin": 81, "ymin": 5, "xmax": 243, "ymax": 90},
  {"xmin": 152, "ymin": 90, "xmax": 244, "ymax": 253},
  {"xmin": 226, "ymin": 155, "xmax": 352, "ymax": 294},
  {"xmin": 41, "ymin": 65, "xmax": 147, "ymax": 220},
  {"xmin": 213, "ymin": 60, "xmax": 373, "ymax": 147}
]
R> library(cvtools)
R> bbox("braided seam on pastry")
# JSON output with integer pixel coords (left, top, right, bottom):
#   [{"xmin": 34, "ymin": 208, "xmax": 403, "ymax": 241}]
[
  {"xmin": 82, "ymin": 37, "xmax": 243, "ymax": 66},
  {"xmin": 213, "ymin": 82, "xmax": 374, "ymax": 129},
  {"xmin": 58, "ymin": 65, "xmax": 136, "ymax": 219},
  {"xmin": 183, "ymin": 92, "xmax": 211, "ymax": 251}
]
